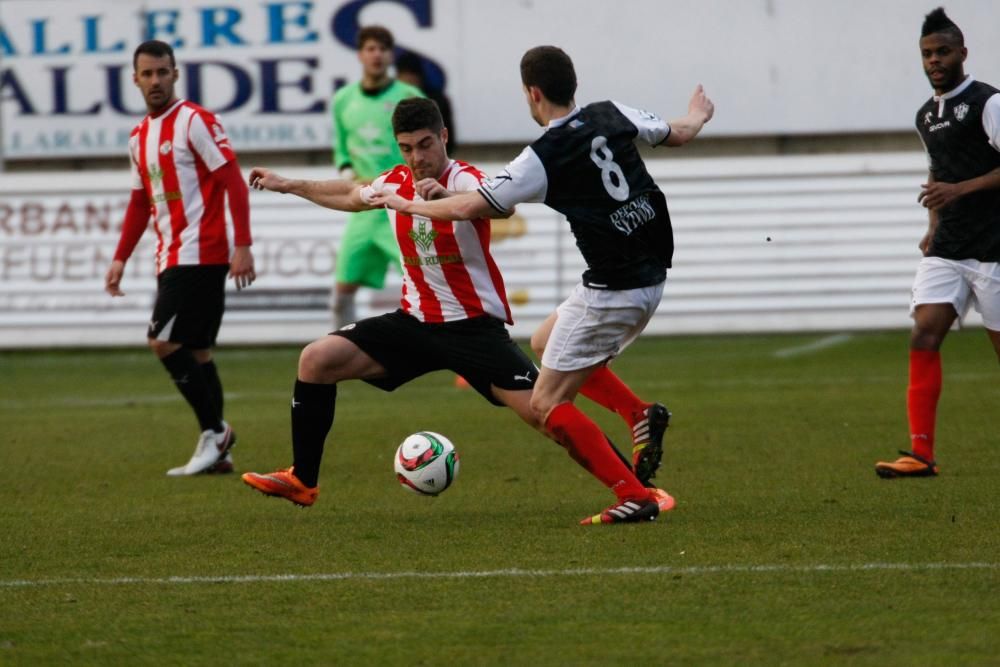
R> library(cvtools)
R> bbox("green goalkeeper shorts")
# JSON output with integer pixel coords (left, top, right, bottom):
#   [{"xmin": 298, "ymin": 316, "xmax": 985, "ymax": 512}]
[{"xmin": 334, "ymin": 207, "xmax": 401, "ymax": 288}]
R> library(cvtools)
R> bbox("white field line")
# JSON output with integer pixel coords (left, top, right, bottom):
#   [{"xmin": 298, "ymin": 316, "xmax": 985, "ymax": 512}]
[
  {"xmin": 1, "ymin": 562, "xmax": 997, "ymax": 589},
  {"xmin": 772, "ymin": 333, "xmax": 854, "ymax": 359}
]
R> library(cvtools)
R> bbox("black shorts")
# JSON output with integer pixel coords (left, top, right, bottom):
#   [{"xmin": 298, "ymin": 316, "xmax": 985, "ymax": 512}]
[
  {"xmin": 148, "ymin": 265, "xmax": 228, "ymax": 348},
  {"xmin": 333, "ymin": 309, "xmax": 537, "ymax": 406}
]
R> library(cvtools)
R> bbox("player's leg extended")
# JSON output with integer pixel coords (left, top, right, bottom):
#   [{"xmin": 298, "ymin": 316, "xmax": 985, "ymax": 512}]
[
  {"xmin": 532, "ymin": 289, "xmax": 670, "ymax": 485},
  {"xmin": 530, "ymin": 366, "xmax": 647, "ymax": 498},
  {"xmin": 531, "ymin": 366, "xmax": 663, "ymax": 524},
  {"xmin": 242, "ymin": 335, "xmax": 385, "ymax": 505},
  {"xmin": 876, "ymin": 302, "xmax": 954, "ymax": 478}
]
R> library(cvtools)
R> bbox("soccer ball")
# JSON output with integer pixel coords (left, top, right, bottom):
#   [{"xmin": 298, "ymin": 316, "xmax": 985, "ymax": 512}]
[{"xmin": 394, "ymin": 431, "xmax": 460, "ymax": 496}]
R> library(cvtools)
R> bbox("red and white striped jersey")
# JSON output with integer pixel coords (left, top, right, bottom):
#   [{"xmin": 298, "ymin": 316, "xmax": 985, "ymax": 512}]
[
  {"xmin": 361, "ymin": 160, "xmax": 514, "ymax": 324},
  {"xmin": 129, "ymin": 99, "xmax": 238, "ymax": 273}
]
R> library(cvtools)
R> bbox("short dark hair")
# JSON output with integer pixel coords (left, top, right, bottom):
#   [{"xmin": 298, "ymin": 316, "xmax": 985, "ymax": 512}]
[
  {"xmin": 357, "ymin": 25, "xmax": 394, "ymax": 50},
  {"xmin": 395, "ymin": 51, "xmax": 423, "ymax": 78},
  {"xmin": 133, "ymin": 40, "xmax": 175, "ymax": 70},
  {"xmin": 921, "ymin": 7, "xmax": 964, "ymax": 45},
  {"xmin": 520, "ymin": 46, "xmax": 577, "ymax": 106},
  {"xmin": 392, "ymin": 97, "xmax": 443, "ymax": 135}
]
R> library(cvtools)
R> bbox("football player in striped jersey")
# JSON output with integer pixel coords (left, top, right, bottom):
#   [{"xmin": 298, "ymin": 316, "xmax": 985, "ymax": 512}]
[{"xmin": 105, "ymin": 40, "xmax": 256, "ymax": 477}]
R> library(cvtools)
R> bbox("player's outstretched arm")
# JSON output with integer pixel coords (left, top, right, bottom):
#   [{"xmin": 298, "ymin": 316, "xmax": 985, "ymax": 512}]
[
  {"xmin": 248, "ymin": 167, "xmax": 371, "ymax": 212},
  {"xmin": 665, "ymin": 85, "xmax": 714, "ymax": 147},
  {"xmin": 370, "ymin": 189, "xmax": 503, "ymax": 220}
]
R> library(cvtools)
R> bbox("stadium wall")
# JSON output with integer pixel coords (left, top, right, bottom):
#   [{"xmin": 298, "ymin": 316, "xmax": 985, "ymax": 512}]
[{"xmin": 0, "ymin": 152, "xmax": 967, "ymax": 349}]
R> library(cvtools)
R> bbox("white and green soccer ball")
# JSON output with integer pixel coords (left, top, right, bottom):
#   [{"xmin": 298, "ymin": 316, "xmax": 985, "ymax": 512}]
[{"xmin": 394, "ymin": 431, "xmax": 460, "ymax": 496}]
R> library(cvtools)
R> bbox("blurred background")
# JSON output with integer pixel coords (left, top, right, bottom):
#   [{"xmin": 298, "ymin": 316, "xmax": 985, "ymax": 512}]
[{"xmin": 2, "ymin": 0, "xmax": 999, "ymax": 347}]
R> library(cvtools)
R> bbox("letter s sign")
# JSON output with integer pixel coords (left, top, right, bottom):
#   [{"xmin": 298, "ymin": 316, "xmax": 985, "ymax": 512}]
[{"xmin": 330, "ymin": 0, "xmax": 447, "ymax": 90}]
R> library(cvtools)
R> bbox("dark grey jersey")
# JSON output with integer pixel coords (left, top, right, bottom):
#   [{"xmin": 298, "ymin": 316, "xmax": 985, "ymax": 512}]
[
  {"xmin": 915, "ymin": 77, "xmax": 1000, "ymax": 261},
  {"xmin": 479, "ymin": 101, "xmax": 673, "ymax": 289}
]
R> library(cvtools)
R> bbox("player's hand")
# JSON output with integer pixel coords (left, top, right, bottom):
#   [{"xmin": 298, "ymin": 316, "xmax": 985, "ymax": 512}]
[
  {"xmin": 918, "ymin": 181, "xmax": 963, "ymax": 209},
  {"xmin": 229, "ymin": 245, "xmax": 256, "ymax": 290},
  {"xmin": 104, "ymin": 260, "xmax": 126, "ymax": 297},
  {"xmin": 368, "ymin": 190, "xmax": 410, "ymax": 212},
  {"xmin": 248, "ymin": 167, "xmax": 289, "ymax": 193},
  {"xmin": 689, "ymin": 84, "xmax": 715, "ymax": 123},
  {"xmin": 415, "ymin": 178, "xmax": 448, "ymax": 201}
]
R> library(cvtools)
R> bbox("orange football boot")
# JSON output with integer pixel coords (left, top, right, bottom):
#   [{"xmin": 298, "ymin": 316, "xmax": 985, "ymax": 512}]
[
  {"xmin": 242, "ymin": 467, "xmax": 319, "ymax": 506},
  {"xmin": 875, "ymin": 450, "xmax": 939, "ymax": 478}
]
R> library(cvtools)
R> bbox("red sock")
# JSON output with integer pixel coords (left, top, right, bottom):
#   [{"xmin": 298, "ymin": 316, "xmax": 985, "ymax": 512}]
[
  {"xmin": 907, "ymin": 349, "xmax": 941, "ymax": 460},
  {"xmin": 544, "ymin": 402, "xmax": 649, "ymax": 501},
  {"xmin": 579, "ymin": 366, "xmax": 648, "ymax": 425}
]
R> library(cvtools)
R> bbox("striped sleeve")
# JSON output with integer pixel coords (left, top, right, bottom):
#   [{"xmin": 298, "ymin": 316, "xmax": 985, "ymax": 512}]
[{"xmin": 188, "ymin": 110, "xmax": 234, "ymax": 172}]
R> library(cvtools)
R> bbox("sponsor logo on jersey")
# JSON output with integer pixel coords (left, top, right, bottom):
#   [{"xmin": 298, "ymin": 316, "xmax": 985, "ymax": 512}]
[
  {"xmin": 408, "ymin": 219, "xmax": 438, "ymax": 251},
  {"xmin": 402, "ymin": 253, "xmax": 462, "ymax": 267},
  {"xmin": 923, "ymin": 111, "xmax": 934, "ymax": 125},
  {"xmin": 928, "ymin": 120, "xmax": 951, "ymax": 132},
  {"xmin": 148, "ymin": 165, "xmax": 164, "ymax": 186},
  {"xmin": 152, "ymin": 191, "xmax": 183, "ymax": 203},
  {"xmin": 954, "ymin": 102, "xmax": 969, "ymax": 121},
  {"xmin": 159, "ymin": 140, "xmax": 172, "ymax": 155},
  {"xmin": 609, "ymin": 193, "xmax": 657, "ymax": 235}
]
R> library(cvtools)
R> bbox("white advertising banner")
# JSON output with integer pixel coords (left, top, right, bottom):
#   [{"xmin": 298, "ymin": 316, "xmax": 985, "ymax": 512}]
[
  {"xmin": 2, "ymin": 0, "xmax": 1000, "ymax": 159},
  {"xmin": 0, "ymin": 153, "xmax": 945, "ymax": 349}
]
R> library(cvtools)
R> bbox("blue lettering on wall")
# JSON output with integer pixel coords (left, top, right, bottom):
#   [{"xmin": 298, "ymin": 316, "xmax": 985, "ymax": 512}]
[
  {"xmin": 0, "ymin": 69, "xmax": 36, "ymax": 114},
  {"xmin": 51, "ymin": 67, "xmax": 101, "ymax": 114},
  {"xmin": 330, "ymin": 0, "xmax": 446, "ymax": 90},
  {"xmin": 31, "ymin": 19, "xmax": 71, "ymax": 56},
  {"xmin": 144, "ymin": 10, "xmax": 184, "ymax": 48},
  {"xmin": 184, "ymin": 61, "xmax": 253, "ymax": 112},
  {"xmin": 83, "ymin": 16, "xmax": 126, "ymax": 54},
  {"xmin": 106, "ymin": 65, "xmax": 146, "ymax": 116},
  {"xmin": 200, "ymin": 7, "xmax": 247, "ymax": 46},
  {"xmin": 266, "ymin": 2, "xmax": 319, "ymax": 44},
  {"xmin": 0, "ymin": 24, "xmax": 18, "ymax": 57},
  {"xmin": 258, "ymin": 57, "xmax": 324, "ymax": 113}
]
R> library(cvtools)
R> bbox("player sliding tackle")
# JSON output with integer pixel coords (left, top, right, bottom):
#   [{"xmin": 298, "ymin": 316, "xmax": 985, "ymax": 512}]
[
  {"xmin": 372, "ymin": 46, "xmax": 713, "ymax": 524},
  {"xmin": 242, "ymin": 97, "xmax": 673, "ymax": 524}
]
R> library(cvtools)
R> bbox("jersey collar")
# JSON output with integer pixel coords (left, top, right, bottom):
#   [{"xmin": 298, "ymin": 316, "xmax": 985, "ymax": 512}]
[
  {"xmin": 547, "ymin": 106, "xmax": 582, "ymax": 129},
  {"xmin": 148, "ymin": 98, "xmax": 184, "ymax": 120},
  {"xmin": 934, "ymin": 75, "xmax": 974, "ymax": 102},
  {"xmin": 436, "ymin": 159, "xmax": 456, "ymax": 185}
]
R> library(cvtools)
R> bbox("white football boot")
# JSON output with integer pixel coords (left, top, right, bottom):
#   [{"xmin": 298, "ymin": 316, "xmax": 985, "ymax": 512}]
[{"xmin": 167, "ymin": 422, "xmax": 235, "ymax": 476}]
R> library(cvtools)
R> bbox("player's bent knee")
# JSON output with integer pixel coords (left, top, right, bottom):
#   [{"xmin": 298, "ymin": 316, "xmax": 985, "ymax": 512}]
[
  {"xmin": 529, "ymin": 394, "xmax": 557, "ymax": 427},
  {"xmin": 147, "ymin": 338, "xmax": 180, "ymax": 359}
]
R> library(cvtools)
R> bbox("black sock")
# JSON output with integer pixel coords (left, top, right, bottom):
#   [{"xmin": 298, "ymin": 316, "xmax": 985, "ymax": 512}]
[
  {"xmin": 160, "ymin": 348, "xmax": 222, "ymax": 433},
  {"xmin": 291, "ymin": 380, "xmax": 337, "ymax": 488},
  {"xmin": 200, "ymin": 360, "xmax": 224, "ymax": 420}
]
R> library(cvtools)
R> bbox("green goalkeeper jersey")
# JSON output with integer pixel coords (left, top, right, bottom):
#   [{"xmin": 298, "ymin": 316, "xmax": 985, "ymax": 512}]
[{"xmin": 331, "ymin": 79, "xmax": 424, "ymax": 180}]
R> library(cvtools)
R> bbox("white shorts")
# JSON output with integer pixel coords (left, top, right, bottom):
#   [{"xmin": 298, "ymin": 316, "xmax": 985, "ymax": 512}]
[
  {"xmin": 910, "ymin": 256, "xmax": 1000, "ymax": 330},
  {"xmin": 541, "ymin": 281, "xmax": 665, "ymax": 372}
]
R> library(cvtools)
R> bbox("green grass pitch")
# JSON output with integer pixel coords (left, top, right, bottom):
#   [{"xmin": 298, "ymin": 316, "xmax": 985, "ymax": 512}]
[{"xmin": 1, "ymin": 331, "xmax": 998, "ymax": 665}]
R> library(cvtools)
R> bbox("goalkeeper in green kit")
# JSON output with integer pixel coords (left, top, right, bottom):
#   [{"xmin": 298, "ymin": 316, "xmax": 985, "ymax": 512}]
[{"xmin": 330, "ymin": 25, "xmax": 424, "ymax": 327}]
